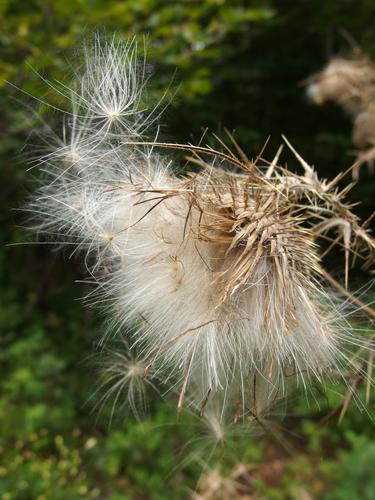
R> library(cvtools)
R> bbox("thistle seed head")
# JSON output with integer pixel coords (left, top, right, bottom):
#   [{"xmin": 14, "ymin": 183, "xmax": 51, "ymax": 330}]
[
  {"xmin": 306, "ymin": 56, "xmax": 375, "ymax": 115},
  {"xmin": 26, "ymin": 37, "xmax": 375, "ymax": 424}
]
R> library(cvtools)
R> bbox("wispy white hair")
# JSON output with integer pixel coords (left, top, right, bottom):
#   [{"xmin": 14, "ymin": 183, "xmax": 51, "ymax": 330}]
[{"xmin": 26, "ymin": 35, "xmax": 375, "ymax": 424}]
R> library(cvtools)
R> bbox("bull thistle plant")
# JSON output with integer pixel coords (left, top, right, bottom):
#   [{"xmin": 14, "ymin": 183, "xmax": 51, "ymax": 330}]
[{"xmin": 26, "ymin": 36, "xmax": 375, "ymax": 430}]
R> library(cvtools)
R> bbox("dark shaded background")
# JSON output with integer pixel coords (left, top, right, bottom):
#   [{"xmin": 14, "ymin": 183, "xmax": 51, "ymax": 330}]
[{"xmin": 1, "ymin": 1, "xmax": 375, "ymax": 498}]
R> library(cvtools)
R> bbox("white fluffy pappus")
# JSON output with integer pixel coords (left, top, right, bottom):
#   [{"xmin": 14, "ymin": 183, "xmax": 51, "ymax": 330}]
[{"xmin": 26, "ymin": 36, "xmax": 375, "ymax": 424}]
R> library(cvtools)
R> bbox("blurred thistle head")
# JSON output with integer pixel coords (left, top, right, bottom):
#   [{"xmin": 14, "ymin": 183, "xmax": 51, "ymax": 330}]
[
  {"xmin": 305, "ymin": 51, "xmax": 375, "ymax": 179},
  {"xmin": 352, "ymin": 107, "xmax": 375, "ymax": 148},
  {"xmin": 193, "ymin": 464, "xmax": 253, "ymax": 500},
  {"xmin": 24, "ymin": 35, "xmax": 375, "ymax": 426},
  {"xmin": 306, "ymin": 56, "xmax": 375, "ymax": 115}
]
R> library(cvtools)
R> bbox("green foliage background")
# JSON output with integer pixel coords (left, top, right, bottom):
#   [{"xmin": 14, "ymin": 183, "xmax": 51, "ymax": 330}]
[{"xmin": 1, "ymin": 1, "xmax": 375, "ymax": 498}]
